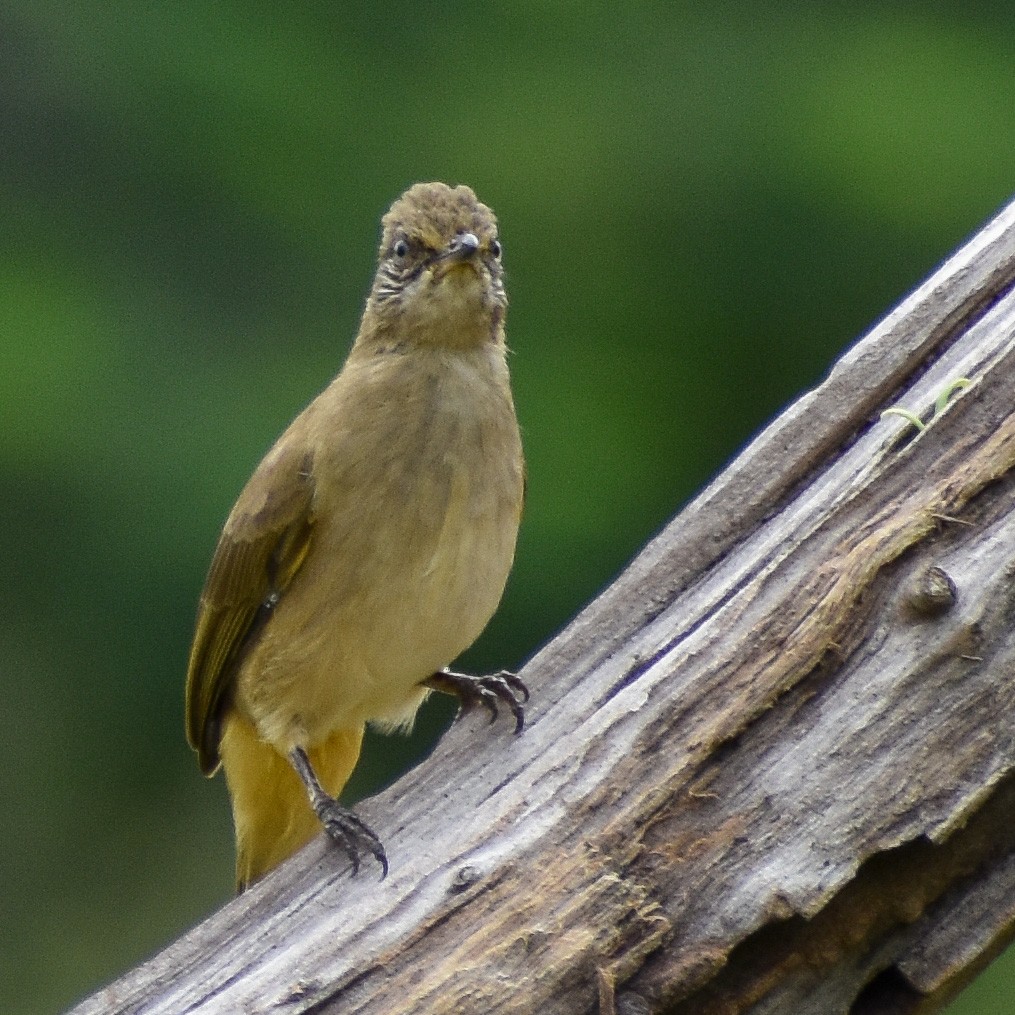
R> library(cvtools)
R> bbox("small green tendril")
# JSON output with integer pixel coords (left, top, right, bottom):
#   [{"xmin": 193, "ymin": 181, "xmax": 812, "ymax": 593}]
[
  {"xmin": 933, "ymin": 377, "xmax": 971, "ymax": 416},
  {"xmin": 881, "ymin": 377, "xmax": 971, "ymax": 435},
  {"xmin": 880, "ymin": 407, "xmax": 926, "ymax": 431}
]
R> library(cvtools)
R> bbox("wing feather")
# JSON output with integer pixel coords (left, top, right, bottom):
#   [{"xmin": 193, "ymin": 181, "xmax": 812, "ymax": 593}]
[{"xmin": 185, "ymin": 443, "xmax": 316, "ymax": 774}]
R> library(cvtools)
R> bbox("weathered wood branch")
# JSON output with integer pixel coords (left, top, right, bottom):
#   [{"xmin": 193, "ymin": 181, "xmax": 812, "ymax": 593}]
[{"xmin": 72, "ymin": 200, "xmax": 1015, "ymax": 1015}]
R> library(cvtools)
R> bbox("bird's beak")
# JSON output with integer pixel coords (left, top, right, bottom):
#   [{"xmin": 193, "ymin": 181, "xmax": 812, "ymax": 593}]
[{"xmin": 441, "ymin": 232, "xmax": 480, "ymax": 265}]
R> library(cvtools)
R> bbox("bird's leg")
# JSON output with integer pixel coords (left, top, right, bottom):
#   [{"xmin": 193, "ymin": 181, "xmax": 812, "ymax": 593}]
[
  {"xmin": 288, "ymin": 746, "xmax": 388, "ymax": 878},
  {"xmin": 423, "ymin": 668, "xmax": 529, "ymax": 734}
]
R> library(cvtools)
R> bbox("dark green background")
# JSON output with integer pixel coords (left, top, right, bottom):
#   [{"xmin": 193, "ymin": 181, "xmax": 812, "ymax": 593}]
[{"xmin": 2, "ymin": 4, "xmax": 1013, "ymax": 1012}]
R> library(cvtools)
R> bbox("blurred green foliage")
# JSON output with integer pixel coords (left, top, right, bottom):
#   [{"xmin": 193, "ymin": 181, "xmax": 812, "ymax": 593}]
[{"xmin": 2, "ymin": 3, "xmax": 1014, "ymax": 1012}]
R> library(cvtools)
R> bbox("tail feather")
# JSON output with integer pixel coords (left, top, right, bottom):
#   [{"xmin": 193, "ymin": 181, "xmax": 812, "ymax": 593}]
[{"xmin": 219, "ymin": 713, "xmax": 364, "ymax": 891}]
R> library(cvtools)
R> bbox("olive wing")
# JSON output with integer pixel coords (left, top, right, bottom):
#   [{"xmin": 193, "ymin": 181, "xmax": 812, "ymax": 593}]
[{"xmin": 185, "ymin": 445, "xmax": 315, "ymax": 775}]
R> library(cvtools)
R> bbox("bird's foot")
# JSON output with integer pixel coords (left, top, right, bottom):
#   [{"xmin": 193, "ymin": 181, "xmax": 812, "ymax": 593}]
[
  {"xmin": 424, "ymin": 668, "xmax": 529, "ymax": 734},
  {"xmin": 289, "ymin": 746, "xmax": 388, "ymax": 878},
  {"xmin": 314, "ymin": 796, "xmax": 388, "ymax": 879}
]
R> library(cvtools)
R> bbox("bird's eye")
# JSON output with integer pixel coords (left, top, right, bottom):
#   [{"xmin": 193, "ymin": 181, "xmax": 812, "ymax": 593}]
[
  {"xmin": 490, "ymin": 239, "xmax": 502, "ymax": 259},
  {"xmin": 392, "ymin": 238, "xmax": 410, "ymax": 260}
]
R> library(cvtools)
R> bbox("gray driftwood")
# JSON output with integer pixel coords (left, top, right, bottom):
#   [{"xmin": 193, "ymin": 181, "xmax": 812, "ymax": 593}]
[{"xmin": 71, "ymin": 199, "xmax": 1015, "ymax": 1015}]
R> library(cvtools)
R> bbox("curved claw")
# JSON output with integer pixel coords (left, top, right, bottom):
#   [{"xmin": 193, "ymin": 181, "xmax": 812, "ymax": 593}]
[
  {"xmin": 494, "ymin": 669, "xmax": 530, "ymax": 703},
  {"xmin": 424, "ymin": 668, "xmax": 529, "ymax": 734},
  {"xmin": 318, "ymin": 801, "xmax": 388, "ymax": 879},
  {"xmin": 289, "ymin": 746, "xmax": 388, "ymax": 878}
]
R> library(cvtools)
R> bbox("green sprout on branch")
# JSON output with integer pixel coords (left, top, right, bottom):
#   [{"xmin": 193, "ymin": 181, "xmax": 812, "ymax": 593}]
[{"xmin": 881, "ymin": 377, "xmax": 971, "ymax": 433}]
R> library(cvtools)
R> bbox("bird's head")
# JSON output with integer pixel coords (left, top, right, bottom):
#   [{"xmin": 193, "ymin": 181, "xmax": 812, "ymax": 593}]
[{"xmin": 362, "ymin": 182, "xmax": 506, "ymax": 350}]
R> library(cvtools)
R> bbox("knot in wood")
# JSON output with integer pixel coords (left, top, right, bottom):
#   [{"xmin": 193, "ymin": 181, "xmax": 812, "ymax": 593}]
[{"xmin": 906, "ymin": 564, "xmax": 958, "ymax": 617}]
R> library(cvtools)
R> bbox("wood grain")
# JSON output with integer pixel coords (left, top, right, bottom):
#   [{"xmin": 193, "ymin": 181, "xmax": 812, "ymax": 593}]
[{"xmin": 70, "ymin": 198, "xmax": 1015, "ymax": 1015}]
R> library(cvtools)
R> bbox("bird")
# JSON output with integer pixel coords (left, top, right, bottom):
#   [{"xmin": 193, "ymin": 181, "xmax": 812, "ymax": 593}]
[{"xmin": 184, "ymin": 182, "xmax": 526, "ymax": 891}]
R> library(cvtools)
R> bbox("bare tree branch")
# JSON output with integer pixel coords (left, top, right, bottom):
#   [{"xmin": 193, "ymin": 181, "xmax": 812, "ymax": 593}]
[{"xmin": 71, "ymin": 198, "xmax": 1015, "ymax": 1015}]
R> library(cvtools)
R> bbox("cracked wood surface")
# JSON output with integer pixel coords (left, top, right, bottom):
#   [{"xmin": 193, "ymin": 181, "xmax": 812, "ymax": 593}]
[{"xmin": 70, "ymin": 198, "xmax": 1015, "ymax": 1015}]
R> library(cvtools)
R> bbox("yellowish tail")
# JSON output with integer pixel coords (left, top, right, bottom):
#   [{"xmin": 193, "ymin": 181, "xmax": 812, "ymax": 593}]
[{"xmin": 219, "ymin": 713, "xmax": 364, "ymax": 891}]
